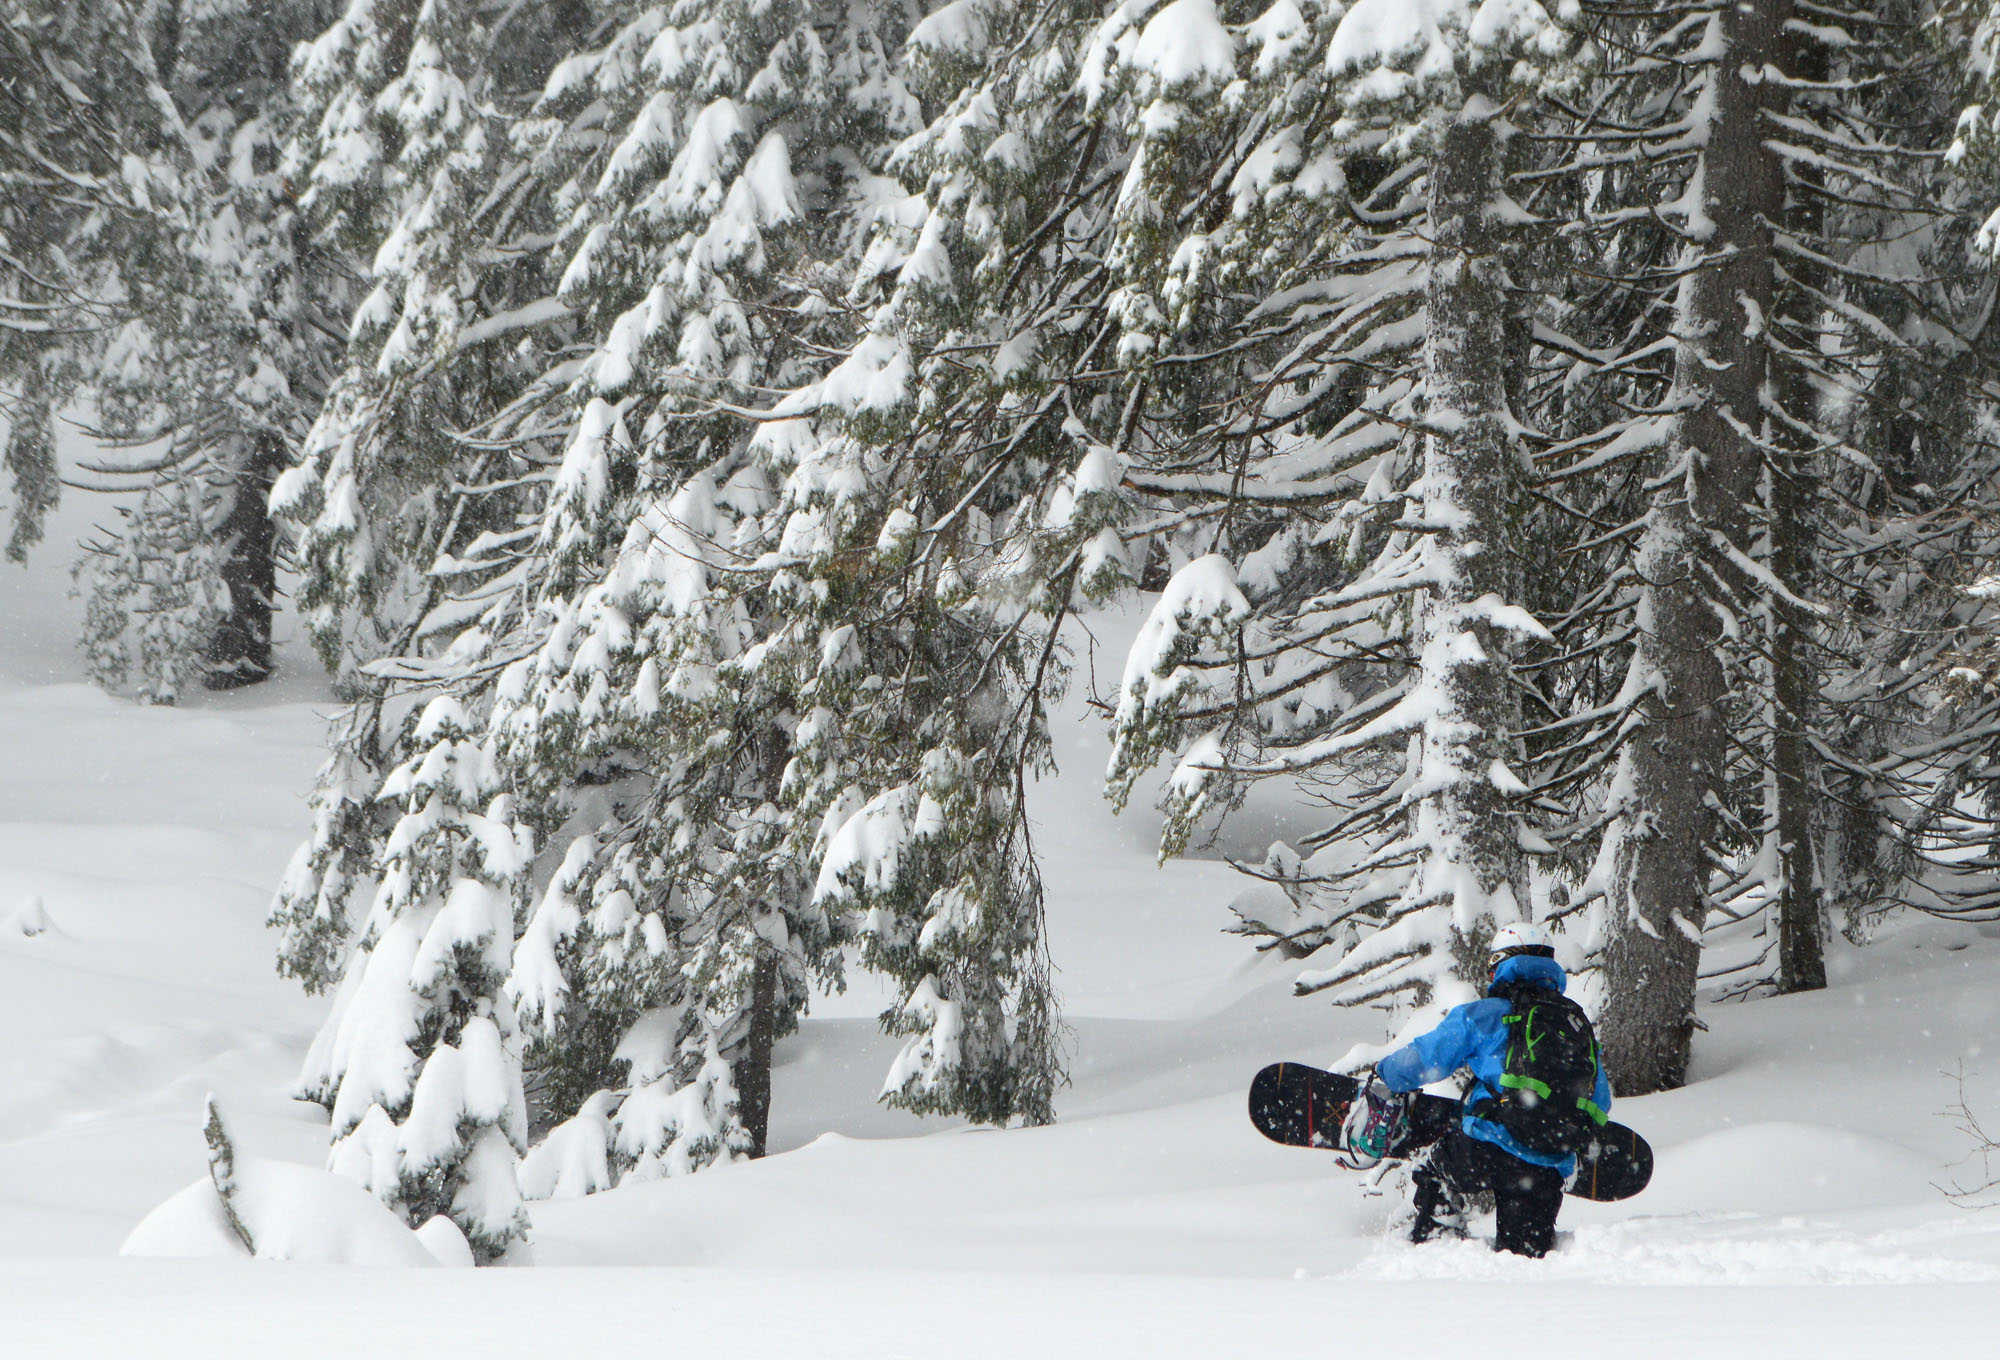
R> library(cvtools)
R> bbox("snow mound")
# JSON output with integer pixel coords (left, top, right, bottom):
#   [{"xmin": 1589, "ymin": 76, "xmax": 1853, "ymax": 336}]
[
  {"xmin": 1642, "ymin": 1122, "xmax": 1945, "ymax": 1216},
  {"xmin": 121, "ymin": 1157, "xmax": 439, "ymax": 1267},
  {"xmin": 414, "ymin": 1213, "xmax": 476, "ymax": 1267},
  {"xmin": 2, "ymin": 894, "xmax": 57, "ymax": 938}
]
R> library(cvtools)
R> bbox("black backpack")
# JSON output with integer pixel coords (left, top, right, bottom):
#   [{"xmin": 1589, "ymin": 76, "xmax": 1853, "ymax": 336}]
[{"xmin": 1468, "ymin": 987, "xmax": 1607, "ymax": 1156}]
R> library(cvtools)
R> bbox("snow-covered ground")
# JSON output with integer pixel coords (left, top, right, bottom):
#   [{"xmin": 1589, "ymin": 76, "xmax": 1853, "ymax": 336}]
[{"xmin": 5, "ymin": 517, "xmax": 2000, "ymax": 1354}]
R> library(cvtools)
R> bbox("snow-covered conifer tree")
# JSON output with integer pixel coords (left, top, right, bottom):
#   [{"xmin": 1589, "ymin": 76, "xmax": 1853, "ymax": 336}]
[
  {"xmin": 485, "ymin": 0, "xmax": 915, "ymax": 1164},
  {"xmin": 267, "ymin": 0, "xmax": 584, "ymax": 1007},
  {"xmin": 1544, "ymin": 0, "xmax": 1984, "ymax": 1085},
  {"xmin": 280, "ymin": 0, "xmax": 1056, "ymax": 1180},
  {"xmin": 1563, "ymin": 0, "xmax": 1793, "ymax": 1090},
  {"xmin": 77, "ymin": 477, "xmax": 230, "ymax": 704},
  {"xmin": 2, "ymin": 370, "xmax": 62, "ymax": 566},
  {"xmin": 1797, "ymin": 0, "xmax": 2000, "ymax": 940},
  {"xmin": 0, "ymin": 1, "xmax": 86, "ymax": 565},
  {"xmin": 1092, "ymin": 0, "xmax": 1582, "ymax": 1013},
  {"xmin": 273, "ymin": 702, "xmax": 391, "ymax": 992},
  {"xmin": 272, "ymin": 0, "xmax": 581, "ymax": 674},
  {"xmin": 2, "ymin": 0, "xmax": 344, "ymax": 696},
  {"xmin": 489, "ymin": 0, "xmax": 1081, "ymax": 1140},
  {"xmin": 304, "ymin": 696, "xmax": 532, "ymax": 1261},
  {"xmin": 1, "ymin": 3, "xmax": 117, "ymax": 562},
  {"xmin": 1387, "ymin": 0, "xmax": 2000, "ymax": 1090},
  {"xmin": 265, "ymin": 0, "xmax": 595, "ymax": 1244},
  {"xmin": 1277, "ymin": 0, "xmax": 1577, "ymax": 1003}
]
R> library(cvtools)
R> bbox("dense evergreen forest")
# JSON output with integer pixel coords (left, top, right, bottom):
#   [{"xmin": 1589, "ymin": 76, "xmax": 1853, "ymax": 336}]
[{"xmin": 10, "ymin": 0, "xmax": 2000, "ymax": 1262}]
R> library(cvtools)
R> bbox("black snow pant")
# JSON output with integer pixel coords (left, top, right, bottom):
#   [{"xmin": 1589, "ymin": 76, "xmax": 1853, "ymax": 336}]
[{"xmin": 1410, "ymin": 1128, "xmax": 1565, "ymax": 1258}]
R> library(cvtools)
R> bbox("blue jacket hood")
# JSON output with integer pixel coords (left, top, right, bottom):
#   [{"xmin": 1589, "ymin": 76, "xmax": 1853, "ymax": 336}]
[{"xmin": 1489, "ymin": 952, "xmax": 1566, "ymax": 995}]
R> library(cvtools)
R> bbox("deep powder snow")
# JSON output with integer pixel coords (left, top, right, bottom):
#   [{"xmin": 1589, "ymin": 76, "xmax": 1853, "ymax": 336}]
[{"xmin": 3, "ymin": 588, "xmax": 2000, "ymax": 1355}]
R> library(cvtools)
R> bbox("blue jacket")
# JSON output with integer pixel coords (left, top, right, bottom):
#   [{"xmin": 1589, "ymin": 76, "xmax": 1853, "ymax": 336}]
[{"xmin": 1374, "ymin": 954, "xmax": 1613, "ymax": 1173}]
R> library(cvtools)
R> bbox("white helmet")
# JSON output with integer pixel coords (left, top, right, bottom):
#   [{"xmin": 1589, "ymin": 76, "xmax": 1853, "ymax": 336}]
[{"xmin": 1488, "ymin": 921, "xmax": 1555, "ymax": 964}]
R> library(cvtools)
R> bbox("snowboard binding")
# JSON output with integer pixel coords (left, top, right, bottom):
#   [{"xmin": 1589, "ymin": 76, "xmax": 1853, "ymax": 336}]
[{"xmin": 1335, "ymin": 1076, "xmax": 1408, "ymax": 1171}]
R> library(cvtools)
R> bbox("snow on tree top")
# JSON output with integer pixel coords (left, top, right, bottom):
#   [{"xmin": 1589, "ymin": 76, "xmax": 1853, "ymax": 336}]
[
  {"xmin": 657, "ymin": 99, "xmax": 752, "ymax": 221},
  {"xmin": 508, "ymin": 837, "xmax": 594, "ymax": 1032},
  {"xmin": 1467, "ymin": 0, "xmax": 1574, "ymax": 59},
  {"xmin": 551, "ymin": 399, "xmax": 623, "ymax": 518},
  {"xmin": 1245, "ymin": 0, "xmax": 1310, "ymax": 80},
  {"xmin": 1328, "ymin": 0, "xmax": 1568, "ymax": 84},
  {"xmin": 1116, "ymin": 554, "xmax": 1251, "ymax": 729},
  {"xmin": 413, "ymin": 695, "xmax": 473, "ymax": 744},
  {"xmin": 1078, "ymin": 0, "xmax": 1239, "ymax": 109},
  {"xmin": 737, "ymin": 133, "xmax": 801, "ymax": 227},
  {"xmin": 1328, "ymin": 0, "xmax": 1465, "ymax": 80},
  {"xmin": 598, "ymin": 91, "xmax": 683, "ymax": 198},
  {"xmin": 908, "ymin": 0, "xmax": 1001, "ymax": 60},
  {"xmin": 1131, "ymin": 0, "xmax": 1238, "ymax": 90},
  {"xmin": 813, "ymin": 782, "xmax": 949, "ymax": 906},
  {"xmin": 412, "ymin": 878, "xmax": 512, "ymax": 998},
  {"xmin": 810, "ymin": 331, "xmax": 915, "ymax": 414}
]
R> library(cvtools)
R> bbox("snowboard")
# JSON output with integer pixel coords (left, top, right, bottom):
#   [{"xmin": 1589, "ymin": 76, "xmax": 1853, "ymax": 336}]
[{"xmin": 1248, "ymin": 1061, "xmax": 1653, "ymax": 1203}]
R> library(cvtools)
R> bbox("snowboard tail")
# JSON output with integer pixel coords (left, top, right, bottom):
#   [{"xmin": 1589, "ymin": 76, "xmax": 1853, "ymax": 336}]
[
  {"xmin": 1246, "ymin": 1060, "xmax": 1352, "ymax": 1149},
  {"xmin": 1248, "ymin": 1061, "xmax": 1651, "ymax": 1203},
  {"xmin": 1569, "ymin": 1120, "xmax": 1651, "ymax": 1203}
]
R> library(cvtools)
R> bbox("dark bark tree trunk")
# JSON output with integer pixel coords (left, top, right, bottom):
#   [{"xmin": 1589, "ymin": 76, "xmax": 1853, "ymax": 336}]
[
  {"xmin": 735, "ymin": 950, "xmax": 779, "ymax": 1158},
  {"xmin": 1771, "ymin": 23, "xmax": 1827, "ymax": 995},
  {"xmin": 203, "ymin": 432, "xmax": 283, "ymax": 690},
  {"xmin": 1769, "ymin": 463, "xmax": 1826, "ymax": 993},
  {"xmin": 1599, "ymin": 0, "xmax": 1791, "ymax": 1093}
]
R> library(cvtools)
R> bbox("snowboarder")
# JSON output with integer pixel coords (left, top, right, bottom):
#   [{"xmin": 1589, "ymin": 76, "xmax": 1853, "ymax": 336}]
[{"xmin": 1346, "ymin": 922, "xmax": 1612, "ymax": 1257}]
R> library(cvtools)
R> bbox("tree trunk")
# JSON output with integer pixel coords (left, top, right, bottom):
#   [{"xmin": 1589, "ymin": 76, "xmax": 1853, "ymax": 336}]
[
  {"xmin": 1770, "ymin": 602, "xmax": 1825, "ymax": 991},
  {"xmin": 1819, "ymin": 373, "xmax": 1922, "ymax": 940},
  {"xmin": 3, "ymin": 375, "xmax": 59, "ymax": 564},
  {"xmin": 203, "ymin": 432, "xmax": 282, "ymax": 689},
  {"xmin": 1599, "ymin": 0, "xmax": 1791, "ymax": 1092},
  {"xmin": 735, "ymin": 950, "xmax": 778, "ymax": 1158},
  {"xmin": 1767, "ymin": 428, "xmax": 1824, "ymax": 991},
  {"xmin": 1769, "ymin": 21, "xmax": 1827, "ymax": 994},
  {"xmin": 1762, "ymin": 459, "xmax": 1826, "ymax": 991},
  {"xmin": 1415, "ymin": 104, "xmax": 1530, "ymax": 988}
]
